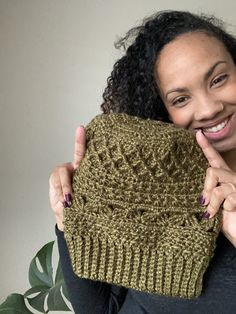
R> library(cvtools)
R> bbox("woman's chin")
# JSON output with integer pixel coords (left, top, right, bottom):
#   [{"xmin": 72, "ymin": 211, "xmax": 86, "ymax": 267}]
[{"xmin": 212, "ymin": 140, "xmax": 236, "ymax": 154}]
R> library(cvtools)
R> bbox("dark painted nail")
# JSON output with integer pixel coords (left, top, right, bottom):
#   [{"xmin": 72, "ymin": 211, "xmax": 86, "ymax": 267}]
[
  {"xmin": 197, "ymin": 195, "xmax": 205, "ymax": 205},
  {"xmin": 65, "ymin": 194, "xmax": 72, "ymax": 206},
  {"xmin": 63, "ymin": 201, "xmax": 69, "ymax": 208},
  {"xmin": 202, "ymin": 211, "xmax": 210, "ymax": 220}
]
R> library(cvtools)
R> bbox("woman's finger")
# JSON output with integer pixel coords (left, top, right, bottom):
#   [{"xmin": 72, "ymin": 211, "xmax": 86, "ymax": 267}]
[
  {"xmin": 59, "ymin": 166, "xmax": 74, "ymax": 205},
  {"xmin": 49, "ymin": 165, "xmax": 73, "ymax": 208},
  {"xmin": 204, "ymin": 183, "xmax": 236, "ymax": 217},
  {"xmin": 202, "ymin": 167, "xmax": 236, "ymax": 199},
  {"xmin": 223, "ymin": 191, "xmax": 236, "ymax": 212},
  {"xmin": 196, "ymin": 130, "xmax": 229, "ymax": 170},
  {"xmin": 49, "ymin": 169, "xmax": 66, "ymax": 230},
  {"xmin": 221, "ymin": 209, "xmax": 236, "ymax": 245},
  {"xmin": 49, "ymin": 163, "xmax": 74, "ymax": 231},
  {"xmin": 49, "ymin": 169, "xmax": 64, "ymax": 208},
  {"xmin": 73, "ymin": 126, "xmax": 86, "ymax": 169}
]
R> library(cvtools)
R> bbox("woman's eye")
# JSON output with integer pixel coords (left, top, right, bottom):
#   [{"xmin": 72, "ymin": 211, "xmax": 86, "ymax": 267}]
[
  {"xmin": 211, "ymin": 74, "xmax": 228, "ymax": 87},
  {"xmin": 172, "ymin": 96, "xmax": 188, "ymax": 106}
]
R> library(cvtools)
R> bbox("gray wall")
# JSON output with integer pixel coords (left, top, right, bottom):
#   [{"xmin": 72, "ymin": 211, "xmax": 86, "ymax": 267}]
[{"xmin": 1, "ymin": 0, "xmax": 236, "ymax": 312}]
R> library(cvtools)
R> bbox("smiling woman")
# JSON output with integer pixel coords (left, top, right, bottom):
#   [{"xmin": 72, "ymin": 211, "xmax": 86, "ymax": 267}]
[
  {"xmin": 156, "ymin": 32, "xmax": 236, "ymax": 155},
  {"xmin": 49, "ymin": 10, "xmax": 236, "ymax": 314}
]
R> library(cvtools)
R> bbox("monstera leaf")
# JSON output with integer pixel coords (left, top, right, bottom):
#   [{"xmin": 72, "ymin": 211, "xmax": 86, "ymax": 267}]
[
  {"xmin": 0, "ymin": 294, "xmax": 32, "ymax": 313},
  {"xmin": 0, "ymin": 241, "xmax": 72, "ymax": 313}
]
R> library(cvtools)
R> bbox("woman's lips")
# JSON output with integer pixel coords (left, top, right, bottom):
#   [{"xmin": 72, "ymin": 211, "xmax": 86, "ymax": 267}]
[{"xmin": 201, "ymin": 115, "xmax": 233, "ymax": 141}]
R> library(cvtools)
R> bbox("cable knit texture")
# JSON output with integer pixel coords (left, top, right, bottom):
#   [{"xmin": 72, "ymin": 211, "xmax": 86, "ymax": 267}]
[{"xmin": 64, "ymin": 113, "xmax": 222, "ymax": 298}]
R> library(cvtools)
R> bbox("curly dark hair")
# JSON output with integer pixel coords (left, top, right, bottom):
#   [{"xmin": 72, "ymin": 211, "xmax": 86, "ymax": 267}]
[{"xmin": 101, "ymin": 10, "xmax": 236, "ymax": 122}]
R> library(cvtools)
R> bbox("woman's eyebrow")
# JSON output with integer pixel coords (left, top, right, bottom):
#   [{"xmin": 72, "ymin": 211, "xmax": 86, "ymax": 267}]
[
  {"xmin": 165, "ymin": 60, "xmax": 227, "ymax": 99},
  {"xmin": 165, "ymin": 87, "xmax": 188, "ymax": 100},
  {"xmin": 204, "ymin": 60, "xmax": 227, "ymax": 81}
]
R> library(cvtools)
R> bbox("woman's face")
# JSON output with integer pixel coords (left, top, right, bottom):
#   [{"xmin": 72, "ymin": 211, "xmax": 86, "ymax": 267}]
[{"xmin": 155, "ymin": 32, "xmax": 236, "ymax": 153}]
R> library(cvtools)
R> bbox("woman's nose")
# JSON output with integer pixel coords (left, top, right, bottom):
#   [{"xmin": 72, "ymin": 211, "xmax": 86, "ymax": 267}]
[{"xmin": 194, "ymin": 96, "xmax": 224, "ymax": 121}]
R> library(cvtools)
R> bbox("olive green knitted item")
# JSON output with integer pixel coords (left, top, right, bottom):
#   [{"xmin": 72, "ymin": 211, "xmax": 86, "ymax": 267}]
[{"xmin": 64, "ymin": 113, "xmax": 222, "ymax": 299}]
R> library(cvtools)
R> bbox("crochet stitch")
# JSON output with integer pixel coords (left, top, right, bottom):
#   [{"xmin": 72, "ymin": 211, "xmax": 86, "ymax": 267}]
[{"xmin": 64, "ymin": 113, "xmax": 222, "ymax": 298}]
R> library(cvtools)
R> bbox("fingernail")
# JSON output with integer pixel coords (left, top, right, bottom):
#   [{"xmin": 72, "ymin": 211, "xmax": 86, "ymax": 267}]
[
  {"xmin": 65, "ymin": 193, "xmax": 72, "ymax": 206},
  {"xmin": 197, "ymin": 195, "xmax": 205, "ymax": 205},
  {"xmin": 202, "ymin": 211, "xmax": 210, "ymax": 220},
  {"xmin": 62, "ymin": 201, "xmax": 69, "ymax": 208}
]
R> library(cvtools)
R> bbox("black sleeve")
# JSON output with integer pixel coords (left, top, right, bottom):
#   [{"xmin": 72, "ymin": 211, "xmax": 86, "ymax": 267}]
[{"xmin": 56, "ymin": 225, "xmax": 127, "ymax": 314}]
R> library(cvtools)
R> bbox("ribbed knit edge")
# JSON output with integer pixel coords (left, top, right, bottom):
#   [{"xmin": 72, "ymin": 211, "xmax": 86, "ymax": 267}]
[{"xmin": 65, "ymin": 234, "xmax": 212, "ymax": 299}]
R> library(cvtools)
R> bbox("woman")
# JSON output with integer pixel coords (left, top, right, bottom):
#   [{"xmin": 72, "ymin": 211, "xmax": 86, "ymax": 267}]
[{"xmin": 49, "ymin": 11, "xmax": 236, "ymax": 313}]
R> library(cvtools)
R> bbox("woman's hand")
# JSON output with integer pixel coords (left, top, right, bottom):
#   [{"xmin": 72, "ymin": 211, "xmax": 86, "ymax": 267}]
[
  {"xmin": 196, "ymin": 131, "xmax": 236, "ymax": 247},
  {"xmin": 49, "ymin": 126, "xmax": 86, "ymax": 231}
]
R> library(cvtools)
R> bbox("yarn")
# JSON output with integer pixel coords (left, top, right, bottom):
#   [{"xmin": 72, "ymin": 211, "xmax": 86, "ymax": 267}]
[{"xmin": 64, "ymin": 113, "xmax": 222, "ymax": 298}]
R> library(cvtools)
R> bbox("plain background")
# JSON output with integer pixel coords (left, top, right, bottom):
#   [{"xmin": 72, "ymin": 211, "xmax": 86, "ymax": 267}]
[{"xmin": 1, "ymin": 0, "xmax": 236, "ymax": 312}]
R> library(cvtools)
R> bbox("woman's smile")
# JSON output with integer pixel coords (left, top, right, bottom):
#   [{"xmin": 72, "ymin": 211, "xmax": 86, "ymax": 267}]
[{"xmin": 200, "ymin": 114, "xmax": 234, "ymax": 140}]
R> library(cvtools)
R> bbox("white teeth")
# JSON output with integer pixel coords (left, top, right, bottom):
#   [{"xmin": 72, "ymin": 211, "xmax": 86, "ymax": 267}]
[{"xmin": 204, "ymin": 119, "xmax": 228, "ymax": 133}]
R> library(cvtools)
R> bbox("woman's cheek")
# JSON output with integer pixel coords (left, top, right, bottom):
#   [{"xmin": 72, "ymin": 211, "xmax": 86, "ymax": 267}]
[{"xmin": 168, "ymin": 109, "xmax": 191, "ymax": 129}]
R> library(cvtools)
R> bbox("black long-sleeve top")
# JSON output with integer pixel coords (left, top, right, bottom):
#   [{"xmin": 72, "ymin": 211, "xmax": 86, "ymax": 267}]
[{"xmin": 56, "ymin": 226, "xmax": 236, "ymax": 314}]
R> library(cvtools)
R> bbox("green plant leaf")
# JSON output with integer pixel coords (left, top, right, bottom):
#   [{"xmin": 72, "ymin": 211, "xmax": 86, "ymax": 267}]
[
  {"xmin": 24, "ymin": 285, "xmax": 49, "ymax": 297},
  {"xmin": 46, "ymin": 261, "xmax": 71, "ymax": 311},
  {"xmin": 47, "ymin": 283, "xmax": 71, "ymax": 311},
  {"xmin": 55, "ymin": 261, "xmax": 69, "ymax": 300},
  {"xmin": 24, "ymin": 285, "xmax": 49, "ymax": 313},
  {"xmin": 61, "ymin": 277, "xmax": 70, "ymax": 301},
  {"xmin": 55, "ymin": 260, "xmax": 63, "ymax": 283},
  {"xmin": 28, "ymin": 241, "xmax": 54, "ymax": 288},
  {"xmin": 25, "ymin": 240, "xmax": 71, "ymax": 312},
  {"xmin": 26, "ymin": 291, "xmax": 48, "ymax": 313},
  {"xmin": 1, "ymin": 241, "xmax": 72, "ymax": 313},
  {"xmin": 0, "ymin": 293, "xmax": 33, "ymax": 313}
]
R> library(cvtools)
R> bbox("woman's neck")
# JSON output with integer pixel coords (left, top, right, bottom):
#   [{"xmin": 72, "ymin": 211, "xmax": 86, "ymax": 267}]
[{"xmin": 221, "ymin": 148, "xmax": 236, "ymax": 171}]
